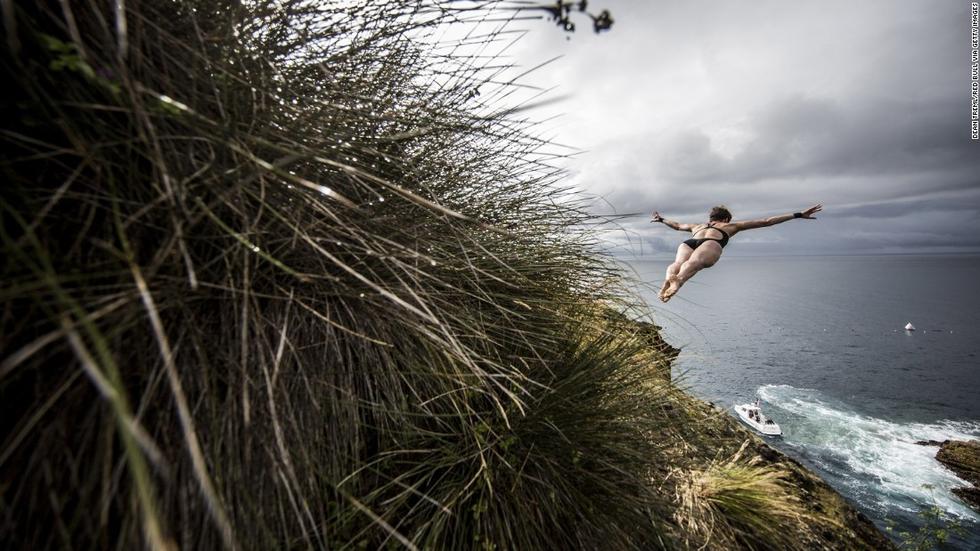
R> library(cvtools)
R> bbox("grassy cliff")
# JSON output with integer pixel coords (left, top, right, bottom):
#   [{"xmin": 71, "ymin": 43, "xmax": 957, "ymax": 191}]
[
  {"xmin": 1, "ymin": 1, "xmax": 891, "ymax": 549},
  {"xmin": 615, "ymin": 318, "xmax": 895, "ymax": 550}
]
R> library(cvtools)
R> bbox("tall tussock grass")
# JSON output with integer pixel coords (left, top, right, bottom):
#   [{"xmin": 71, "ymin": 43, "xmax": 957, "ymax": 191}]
[
  {"xmin": 1, "ymin": 1, "xmax": 677, "ymax": 548},
  {"xmin": 674, "ymin": 441, "xmax": 812, "ymax": 550}
]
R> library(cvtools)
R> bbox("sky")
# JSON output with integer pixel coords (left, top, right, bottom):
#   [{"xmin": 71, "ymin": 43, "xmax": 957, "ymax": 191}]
[{"xmin": 490, "ymin": 0, "xmax": 980, "ymax": 256}]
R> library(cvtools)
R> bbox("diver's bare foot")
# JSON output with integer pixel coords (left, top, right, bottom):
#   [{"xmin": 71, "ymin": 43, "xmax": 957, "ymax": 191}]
[
  {"xmin": 658, "ymin": 278, "xmax": 671, "ymax": 300},
  {"xmin": 661, "ymin": 276, "xmax": 682, "ymax": 302}
]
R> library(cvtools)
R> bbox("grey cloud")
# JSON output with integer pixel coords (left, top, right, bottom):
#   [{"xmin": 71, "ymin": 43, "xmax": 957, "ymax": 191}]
[
  {"xmin": 642, "ymin": 236, "xmax": 675, "ymax": 254},
  {"xmin": 580, "ymin": 90, "xmax": 980, "ymax": 227},
  {"xmin": 656, "ymin": 94, "xmax": 979, "ymax": 189},
  {"xmin": 506, "ymin": 0, "xmax": 980, "ymax": 254},
  {"xmin": 828, "ymin": 195, "xmax": 980, "ymax": 220},
  {"xmin": 659, "ymin": 130, "xmax": 728, "ymax": 183}
]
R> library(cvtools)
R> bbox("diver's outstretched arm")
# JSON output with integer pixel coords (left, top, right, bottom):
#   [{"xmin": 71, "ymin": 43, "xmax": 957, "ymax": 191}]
[
  {"xmin": 732, "ymin": 204, "xmax": 822, "ymax": 232},
  {"xmin": 651, "ymin": 211, "xmax": 694, "ymax": 232}
]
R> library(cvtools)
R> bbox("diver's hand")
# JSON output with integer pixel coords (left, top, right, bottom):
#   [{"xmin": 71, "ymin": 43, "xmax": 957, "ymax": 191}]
[
  {"xmin": 800, "ymin": 204, "xmax": 822, "ymax": 219},
  {"xmin": 651, "ymin": 211, "xmax": 665, "ymax": 223}
]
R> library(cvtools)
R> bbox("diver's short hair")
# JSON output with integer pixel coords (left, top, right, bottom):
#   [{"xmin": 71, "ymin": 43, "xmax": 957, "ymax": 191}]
[{"xmin": 709, "ymin": 206, "xmax": 732, "ymax": 221}]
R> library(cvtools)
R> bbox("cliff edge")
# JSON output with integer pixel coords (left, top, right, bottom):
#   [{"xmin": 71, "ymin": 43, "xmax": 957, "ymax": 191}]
[{"xmin": 624, "ymin": 315, "xmax": 895, "ymax": 550}]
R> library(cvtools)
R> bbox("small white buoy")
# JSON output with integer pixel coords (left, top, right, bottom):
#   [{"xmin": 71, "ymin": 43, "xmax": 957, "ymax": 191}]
[{"xmin": 905, "ymin": 322, "xmax": 916, "ymax": 331}]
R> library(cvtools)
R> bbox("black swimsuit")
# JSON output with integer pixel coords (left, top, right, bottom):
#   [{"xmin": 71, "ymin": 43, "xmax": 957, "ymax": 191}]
[{"xmin": 683, "ymin": 223, "xmax": 730, "ymax": 250}]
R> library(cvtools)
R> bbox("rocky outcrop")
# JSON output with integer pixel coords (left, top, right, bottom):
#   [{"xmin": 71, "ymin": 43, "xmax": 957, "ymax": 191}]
[{"xmin": 935, "ymin": 439, "xmax": 980, "ymax": 511}]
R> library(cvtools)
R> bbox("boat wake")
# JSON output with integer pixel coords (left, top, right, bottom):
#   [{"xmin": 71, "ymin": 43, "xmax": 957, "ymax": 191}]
[{"xmin": 757, "ymin": 384, "xmax": 980, "ymax": 522}]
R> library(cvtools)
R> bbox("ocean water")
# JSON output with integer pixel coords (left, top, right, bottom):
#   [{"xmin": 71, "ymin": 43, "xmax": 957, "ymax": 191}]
[{"xmin": 623, "ymin": 254, "xmax": 980, "ymax": 548}]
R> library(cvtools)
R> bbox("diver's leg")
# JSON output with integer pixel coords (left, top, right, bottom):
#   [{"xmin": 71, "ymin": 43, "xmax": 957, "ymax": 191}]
[
  {"xmin": 661, "ymin": 244, "xmax": 693, "ymax": 299},
  {"xmin": 663, "ymin": 243, "xmax": 722, "ymax": 301}
]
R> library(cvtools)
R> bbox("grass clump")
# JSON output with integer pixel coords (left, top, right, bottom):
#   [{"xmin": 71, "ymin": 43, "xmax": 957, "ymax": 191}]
[
  {"xmin": 674, "ymin": 440, "xmax": 813, "ymax": 550},
  {"xmin": 0, "ymin": 1, "xmax": 675, "ymax": 549}
]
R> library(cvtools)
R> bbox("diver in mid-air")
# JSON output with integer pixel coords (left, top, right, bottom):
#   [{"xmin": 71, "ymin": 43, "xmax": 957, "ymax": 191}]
[{"xmin": 651, "ymin": 204, "xmax": 823, "ymax": 302}]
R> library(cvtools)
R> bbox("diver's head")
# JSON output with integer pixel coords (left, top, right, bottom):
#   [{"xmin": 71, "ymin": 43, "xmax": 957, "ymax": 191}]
[{"xmin": 709, "ymin": 206, "xmax": 732, "ymax": 222}]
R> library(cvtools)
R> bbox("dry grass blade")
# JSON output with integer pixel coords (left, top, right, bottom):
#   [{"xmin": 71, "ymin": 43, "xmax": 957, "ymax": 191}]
[{"xmin": 129, "ymin": 260, "xmax": 240, "ymax": 551}]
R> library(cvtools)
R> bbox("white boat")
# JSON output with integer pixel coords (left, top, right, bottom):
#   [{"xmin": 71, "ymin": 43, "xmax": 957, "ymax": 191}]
[
  {"xmin": 905, "ymin": 322, "xmax": 915, "ymax": 331},
  {"xmin": 733, "ymin": 400, "xmax": 782, "ymax": 436}
]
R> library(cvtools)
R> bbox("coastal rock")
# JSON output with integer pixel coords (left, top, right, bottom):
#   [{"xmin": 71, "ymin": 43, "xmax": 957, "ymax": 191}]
[
  {"xmin": 952, "ymin": 487, "xmax": 980, "ymax": 511},
  {"xmin": 914, "ymin": 439, "xmax": 945, "ymax": 446},
  {"xmin": 936, "ymin": 440, "xmax": 980, "ymax": 486},
  {"xmin": 935, "ymin": 439, "xmax": 980, "ymax": 512}
]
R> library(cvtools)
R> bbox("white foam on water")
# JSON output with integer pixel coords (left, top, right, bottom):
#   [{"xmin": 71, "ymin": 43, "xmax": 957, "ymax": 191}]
[{"xmin": 757, "ymin": 384, "xmax": 980, "ymax": 521}]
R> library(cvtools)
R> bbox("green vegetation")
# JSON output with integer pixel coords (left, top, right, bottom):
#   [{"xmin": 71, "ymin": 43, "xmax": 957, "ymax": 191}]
[
  {"xmin": 884, "ymin": 485, "xmax": 969, "ymax": 551},
  {"xmin": 1, "ymin": 1, "xmax": 893, "ymax": 549},
  {"xmin": 890, "ymin": 504, "xmax": 967, "ymax": 550},
  {"xmin": 674, "ymin": 440, "xmax": 810, "ymax": 550}
]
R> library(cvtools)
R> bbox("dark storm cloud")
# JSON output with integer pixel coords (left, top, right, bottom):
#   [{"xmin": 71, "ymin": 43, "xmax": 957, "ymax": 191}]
[
  {"xmin": 505, "ymin": 0, "xmax": 980, "ymax": 254},
  {"xmin": 576, "ymin": 95, "xmax": 979, "ymax": 223},
  {"xmin": 829, "ymin": 195, "xmax": 980, "ymax": 220},
  {"xmin": 687, "ymin": 95, "xmax": 979, "ymax": 185}
]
